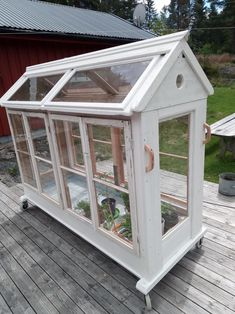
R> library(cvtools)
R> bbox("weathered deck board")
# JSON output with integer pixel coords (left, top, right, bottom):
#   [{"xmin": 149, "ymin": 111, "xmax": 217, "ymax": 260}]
[
  {"xmin": 0, "ymin": 180, "xmax": 235, "ymax": 313},
  {"xmin": 0, "ymin": 262, "xmax": 36, "ymax": 314},
  {"xmin": 0, "ymin": 292, "xmax": 12, "ymax": 314},
  {"xmin": 211, "ymin": 113, "xmax": 235, "ymax": 137},
  {"xmin": 0, "ymin": 223, "xmax": 83, "ymax": 314}
]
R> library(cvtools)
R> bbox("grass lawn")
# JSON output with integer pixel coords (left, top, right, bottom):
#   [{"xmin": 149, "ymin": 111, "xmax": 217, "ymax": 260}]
[{"xmin": 204, "ymin": 87, "xmax": 235, "ymax": 183}]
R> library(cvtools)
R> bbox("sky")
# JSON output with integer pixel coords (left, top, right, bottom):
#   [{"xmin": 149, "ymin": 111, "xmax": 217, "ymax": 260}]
[{"xmin": 153, "ymin": 0, "xmax": 171, "ymax": 12}]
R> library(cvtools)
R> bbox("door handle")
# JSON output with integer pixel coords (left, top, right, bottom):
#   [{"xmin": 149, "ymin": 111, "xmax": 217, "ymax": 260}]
[
  {"xmin": 203, "ymin": 123, "xmax": 211, "ymax": 144},
  {"xmin": 145, "ymin": 144, "xmax": 154, "ymax": 172}
]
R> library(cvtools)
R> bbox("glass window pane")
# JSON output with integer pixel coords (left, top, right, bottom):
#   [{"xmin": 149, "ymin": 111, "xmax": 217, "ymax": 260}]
[
  {"xmin": 62, "ymin": 170, "xmax": 91, "ymax": 220},
  {"xmin": 52, "ymin": 60, "xmax": 150, "ymax": 103},
  {"xmin": 37, "ymin": 160, "xmax": 58, "ymax": 202},
  {"xmin": 88, "ymin": 125, "xmax": 127, "ymax": 187},
  {"xmin": 27, "ymin": 117, "xmax": 51, "ymax": 160},
  {"xmin": 95, "ymin": 182, "xmax": 132, "ymax": 244},
  {"xmin": 159, "ymin": 115, "xmax": 189, "ymax": 235},
  {"xmin": 18, "ymin": 152, "xmax": 37, "ymax": 187},
  {"xmin": 71, "ymin": 122, "xmax": 84, "ymax": 167},
  {"xmin": 54, "ymin": 120, "xmax": 84, "ymax": 169},
  {"xmin": 9, "ymin": 74, "xmax": 63, "ymax": 101},
  {"xmin": 9, "ymin": 114, "xmax": 29, "ymax": 152}
]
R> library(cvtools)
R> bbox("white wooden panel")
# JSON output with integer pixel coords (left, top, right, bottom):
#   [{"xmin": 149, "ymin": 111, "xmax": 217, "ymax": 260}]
[
  {"xmin": 162, "ymin": 218, "xmax": 191, "ymax": 263},
  {"xmin": 133, "ymin": 111, "xmax": 163, "ymax": 281},
  {"xmin": 146, "ymin": 53, "xmax": 208, "ymax": 112},
  {"xmin": 189, "ymin": 100, "xmax": 207, "ymax": 238}
]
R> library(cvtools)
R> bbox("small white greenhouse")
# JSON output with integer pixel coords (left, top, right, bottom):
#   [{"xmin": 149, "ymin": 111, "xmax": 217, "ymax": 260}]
[{"xmin": 1, "ymin": 31, "xmax": 213, "ymax": 309}]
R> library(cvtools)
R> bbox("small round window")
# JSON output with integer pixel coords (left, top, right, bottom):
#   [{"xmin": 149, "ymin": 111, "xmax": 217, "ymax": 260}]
[{"xmin": 176, "ymin": 74, "xmax": 184, "ymax": 89}]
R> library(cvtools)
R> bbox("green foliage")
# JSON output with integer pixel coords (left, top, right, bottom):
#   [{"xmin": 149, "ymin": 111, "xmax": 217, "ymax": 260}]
[
  {"xmin": 149, "ymin": 14, "xmax": 171, "ymax": 35},
  {"xmin": 159, "ymin": 116, "xmax": 188, "ymax": 176},
  {"xmin": 161, "ymin": 202, "xmax": 173, "ymax": 214},
  {"xmin": 99, "ymin": 203, "xmax": 120, "ymax": 230},
  {"xmin": 204, "ymin": 87, "xmax": 235, "ymax": 182},
  {"xmin": 7, "ymin": 165, "xmax": 19, "ymax": 177},
  {"xmin": 145, "ymin": 0, "xmax": 156, "ymax": 28},
  {"xmin": 121, "ymin": 191, "xmax": 130, "ymax": 212},
  {"xmin": 166, "ymin": 0, "xmax": 192, "ymax": 30},
  {"xmin": 119, "ymin": 213, "xmax": 132, "ymax": 240},
  {"xmin": 76, "ymin": 200, "xmax": 91, "ymax": 218}
]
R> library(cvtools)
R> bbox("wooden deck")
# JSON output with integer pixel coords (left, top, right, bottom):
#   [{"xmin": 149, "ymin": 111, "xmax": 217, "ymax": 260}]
[{"xmin": 0, "ymin": 180, "xmax": 234, "ymax": 314}]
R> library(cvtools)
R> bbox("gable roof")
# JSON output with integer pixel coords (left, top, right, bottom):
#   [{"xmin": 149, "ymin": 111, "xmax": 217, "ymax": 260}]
[
  {"xmin": 0, "ymin": 0, "xmax": 154, "ymax": 41},
  {"xmin": 0, "ymin": 31, "xmax": 214, "ymax": 116}
]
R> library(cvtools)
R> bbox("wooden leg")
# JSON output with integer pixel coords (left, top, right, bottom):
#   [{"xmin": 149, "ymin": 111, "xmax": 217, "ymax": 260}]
[
  {"xmin": 219, "ymin": 138, "xmax": 226, "ymax": 158},
  {"xmin": 144, "ymin": 294, "xmax": 152, "ymax": 311}
]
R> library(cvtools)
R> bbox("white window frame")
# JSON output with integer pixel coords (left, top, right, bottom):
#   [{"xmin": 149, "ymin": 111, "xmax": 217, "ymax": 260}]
[{"xmin": 49, "ymin": 114, "xmax": 139, "ymax": 254}]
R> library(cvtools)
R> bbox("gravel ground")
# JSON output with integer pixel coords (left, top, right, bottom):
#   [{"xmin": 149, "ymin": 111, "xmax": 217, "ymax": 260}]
[{"xmin": 0, "ymin": 141, "xmax": 21, "ymax": 187}]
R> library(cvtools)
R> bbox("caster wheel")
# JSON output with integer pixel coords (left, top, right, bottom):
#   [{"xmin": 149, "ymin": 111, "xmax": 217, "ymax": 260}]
[
  {"xmin": 20, "ymin": 200, "xmax": 28, "ymax": 211},
  {"xmin": 196, "ymin": 237, "xmax": 203, "ymax": 249},
  {"xmin": 145, "ymin": 294, "xmax": 152, "ymax": 311}
]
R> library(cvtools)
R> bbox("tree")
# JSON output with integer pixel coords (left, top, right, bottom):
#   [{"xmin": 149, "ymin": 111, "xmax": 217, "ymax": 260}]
[
  {"xmin": 117, "ymin": 0, "xmax": 138, "ymax": 22},
  {"xmin": 40, "ymin": 0, "xmax": 138, "ymax": 21},
  {"xmin": 166, "ymin": 0, "xmax": 192, "ymax": 30},
  {"xmin": 220, "ymin": 0, "xmax": 235, "ymax": 53},
  {"xmin": 149, "ymin": 15, "xmax": 170, "ymax": 35},
  {"xmin": 189, "ymin": 0, "xmax": 207, "ymax": 52},
  {"xmin": 145, "ymin": 0, "xmax": 156, "ymax": 28}
]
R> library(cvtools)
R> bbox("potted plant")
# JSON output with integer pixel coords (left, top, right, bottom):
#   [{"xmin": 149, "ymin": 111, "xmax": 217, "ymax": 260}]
[
  {"xmin": 99, "ymin": 200, "xmax": 120, "ymax": 231},
  {"xmin": 101, "ymin": 197, "xmax": 116, "ymax": 215}
]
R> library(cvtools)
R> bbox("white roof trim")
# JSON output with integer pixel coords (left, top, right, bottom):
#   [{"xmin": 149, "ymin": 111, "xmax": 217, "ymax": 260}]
[
  {"xmin": 25, "ymin": 31, "xmax": 189, "ymax": 75},
  {"xmin": 1, "ymin": 30, "xmax": 213, "ymax": 115}
]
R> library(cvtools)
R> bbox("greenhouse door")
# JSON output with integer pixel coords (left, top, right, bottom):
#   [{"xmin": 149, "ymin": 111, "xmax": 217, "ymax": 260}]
[
  {"xmin": 8, "ymin": 111, "xmax": 61, "ymax": 205},
  {"xmin": 83, "ymin": 118, "xmax": 138, "ymax": 251},
  {"xmin": 50, "ymin": 116, "xmax": 92, "ymax": 222},
  {"xmin": 50, "ymin": 115, "xmax": 138, "ymax": 252},
  {"xmin": 159, "ymin": 114, "xmax": 190, "ymax": 236}
]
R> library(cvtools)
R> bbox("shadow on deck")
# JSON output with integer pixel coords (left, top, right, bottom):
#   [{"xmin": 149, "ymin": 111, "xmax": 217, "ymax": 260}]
[{"xmin": 0, "ymin": 180, "xmax": 234, "ymax": 314}]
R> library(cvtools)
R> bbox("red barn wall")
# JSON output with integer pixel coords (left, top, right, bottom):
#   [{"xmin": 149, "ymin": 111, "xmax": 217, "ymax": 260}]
[{"xmin": 0, "ymin": 34, "xmax": 130, "ymax": 136}]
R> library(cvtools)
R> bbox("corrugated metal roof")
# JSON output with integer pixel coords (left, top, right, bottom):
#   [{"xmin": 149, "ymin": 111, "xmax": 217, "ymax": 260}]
[{"xmin": 0, "ymin": 0, "xmax": 154, "ymax": 40}]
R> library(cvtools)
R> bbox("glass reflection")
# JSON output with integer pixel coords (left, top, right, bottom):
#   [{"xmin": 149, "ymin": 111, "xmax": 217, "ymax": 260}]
[
  {"xmin": 37, "ymin": 159, "xmax": 58, "ymax": 201},
  {"xmin": 53, "ymin": 60, "xmax": 150, "ymax": 103},
  {"xmin": 28, "ymin": 117, "xmax": 51, "ymax": 160},
  {"xmin": 62, "ymin": 170, "xmax": 91, "ymax": 220},
  {"xmin": 9, "ymin": 74, "xmax": 63, "ymax": 101},
  {"xmin": 159, "ymin": 115, "xmax": 189, "ymax": 235}
]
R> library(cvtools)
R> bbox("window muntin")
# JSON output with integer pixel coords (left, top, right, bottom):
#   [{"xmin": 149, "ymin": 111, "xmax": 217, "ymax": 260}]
[
  {"xmin": 87, "ymin": 122, "xmax": 133, "ymax": 245},
  {"xmin": 54, "ymin": 120, "xmax": 85, "ymax": 170},
  {"xmin": 36, "ymin": 159, "xmax": 58, "ymax": 202},
  {"xmin": 9, "ymin": 74, "xmax": 63, "ymax": 101},
  {"xmin": 52, "ymin": 60, "xmax": 150, "ymax": 103},
  {"xmin": 18, "ymin": 151, "xmax": 37, "ymax": 188},
  {"xmin": 28, "ymin": 117, "xmax": 51, "ymax": 160},
  {"xmin": 159, "ymin": 115, "xmax": 189, "ymax": 235},
  {"xmin": 53, "ymin": 119, "xmax": 91, "ymax": 220},
  {"xmin": 88, "ymin": 125, "xmax": 127, "ymax": 187},
  {"xmin": 27, "ymin": 116, "xmax": 59, "ymax": 202},
  {"xmin": 62, "ymin": 170, "xmax": 90, "ymax": 219},
  {"xmin": 9, "ymin": 113, "xmax": 37, "ymax": 188}
]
